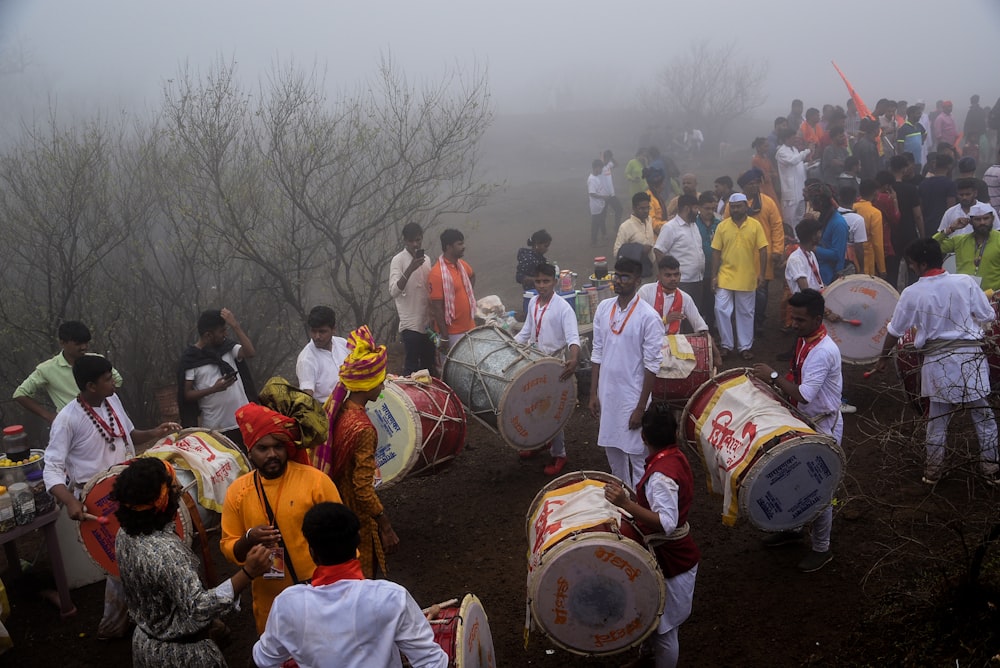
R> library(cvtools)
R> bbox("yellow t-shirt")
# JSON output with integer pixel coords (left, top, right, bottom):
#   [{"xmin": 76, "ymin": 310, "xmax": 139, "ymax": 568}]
[
  {"xmin": 220, "ymin": 461, "xmax": 342, "ymax": 633},
  {"xmin": 711, "ymin": 216, "xmax": 769, "ymax": 291}
]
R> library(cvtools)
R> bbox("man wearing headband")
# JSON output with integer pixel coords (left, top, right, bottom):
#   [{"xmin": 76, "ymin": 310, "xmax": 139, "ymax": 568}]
[
  {"xmin": 113, "ymin": 458, "xmax": 272, "ymax": 665},
  {"xmin": 313, "ymin": 325, "xmax": 398, "ymax": 578},
  {"xmin": 220, "ymin": 402, "xmax": 342, "ymax": 633},
  {"xmin": 43, "ymin": 354, "xmax": 180, "ymax": 639},
  {"xmin": 934, "ymin": 203, "xmax": 1000, "ymax": 290}
]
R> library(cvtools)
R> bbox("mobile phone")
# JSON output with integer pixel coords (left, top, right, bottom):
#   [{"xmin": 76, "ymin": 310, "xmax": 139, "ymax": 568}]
[
  {"xmin": 224, "ymin": 372, "xmax": 238, "ymax": 381},
  {"xmin": 415, "ymin": 248, "xmax": 425, "ymax": 258}
]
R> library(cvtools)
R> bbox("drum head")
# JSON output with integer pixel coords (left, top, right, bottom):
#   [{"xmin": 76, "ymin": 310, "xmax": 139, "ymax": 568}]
[
  {"xmin": 455, "ymin": 594, "xmax": 497, "ymax": 668},
  {"xmin": 498, "ymin": 358, "xmax": 577, "ymax": 449},
  {"xmin": 822, "ymin": 275, "xmax": 899, "ymax": 365},
  {"xmin": 738, "ymin": 436, "xmax": 845, "ymax": 532},
  {"xmin": 528, "ymin": 533, "xmax": 664, "ymax": 656},
  {"xmin": 367, "ymin": 381, "xmax": 421, "ymax": 490},
  {"xmin": 78, "ymin": 466, "xmax": 193, "ymax": 577}
]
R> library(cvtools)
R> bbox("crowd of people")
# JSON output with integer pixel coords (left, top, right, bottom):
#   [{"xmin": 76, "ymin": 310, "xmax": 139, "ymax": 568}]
[{"xmin": 7, "ymin": 89, "xmax": 1000, "ymax": 668}]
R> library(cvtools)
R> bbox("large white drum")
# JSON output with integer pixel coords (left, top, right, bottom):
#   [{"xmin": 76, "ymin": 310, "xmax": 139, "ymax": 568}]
[
  {"xmin": 443, "ymin": 326, "xmax": 576, "ymax": 451},
  {"xmin": 822, "ymin": 274, "xmax": 899, "ymax": 365}
]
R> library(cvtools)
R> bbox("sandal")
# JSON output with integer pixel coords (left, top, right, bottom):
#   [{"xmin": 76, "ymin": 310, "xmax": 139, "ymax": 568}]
[{"xmin": 740, "ymin": 350, "xmax": 754, "ymax": 361}]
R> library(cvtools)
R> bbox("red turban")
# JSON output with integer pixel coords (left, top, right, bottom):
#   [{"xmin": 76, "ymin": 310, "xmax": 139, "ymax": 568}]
[{"xmin": 235, "ymin": 403, "xmax": 307, "ymax": 464}]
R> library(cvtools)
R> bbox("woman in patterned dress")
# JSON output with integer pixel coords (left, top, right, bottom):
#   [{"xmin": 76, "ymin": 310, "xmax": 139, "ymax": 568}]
[{"xmin": 112, "ymin": 458, "xmax": 271, "ymax": 667}]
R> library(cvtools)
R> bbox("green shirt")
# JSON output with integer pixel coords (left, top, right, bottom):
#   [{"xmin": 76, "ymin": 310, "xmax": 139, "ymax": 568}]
[
  {"xmin": 13, "ymin": 352, "xmax": 124, "ymax": 411},
  {"xmin": 625, "ymin": 158, "xmax": 648, "ymax": 197},
  {"xmin": 932, "ymin": 230, "xmax": 1000, "ymax": 291}
]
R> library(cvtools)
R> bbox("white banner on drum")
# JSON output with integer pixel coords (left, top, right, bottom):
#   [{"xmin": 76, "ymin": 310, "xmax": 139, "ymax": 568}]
[
  {"xmin": 527, "ymin": 481, "xmax": 620, "ymax": 565},
  {"xmin": 693, "ymin": 375, "xmax": 814, "ymax": 524}
]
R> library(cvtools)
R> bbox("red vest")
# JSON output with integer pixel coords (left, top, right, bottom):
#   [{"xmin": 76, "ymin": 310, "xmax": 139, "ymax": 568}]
[{"xmin": 636, "ymin": 448, "xmax": 701, "ymax": 577}]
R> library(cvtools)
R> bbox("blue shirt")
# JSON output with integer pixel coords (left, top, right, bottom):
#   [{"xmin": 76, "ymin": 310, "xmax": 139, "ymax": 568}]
[
  {"xmin": 695, "ymin": 214, "xmax": 719, "ymax": 269},
  {"xmin": 814, "ymin": 211, "xmax": 848, "ymax": 284}
]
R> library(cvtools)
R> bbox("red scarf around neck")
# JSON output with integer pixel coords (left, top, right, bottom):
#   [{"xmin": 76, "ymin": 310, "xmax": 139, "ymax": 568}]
[
  {"xmin": 310, "ymin": 559, "xmax": 365, "ymax": 587},
  {"xmin": 787, "ymin": 324, "xmax": 828, "ymax": 392},
  {"xmin": 654, "ymin": 283, "xmax": 684, "ymax": 334},
  {"xmin": 922, "ymin": 268, "xmax": 946, "ymax": 277}
]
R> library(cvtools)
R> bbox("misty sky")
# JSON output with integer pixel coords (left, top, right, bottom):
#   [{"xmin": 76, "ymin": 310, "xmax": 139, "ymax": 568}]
[{"xmin": 2, "ymin": 0, "xmax": 1000, "ymax": 118}]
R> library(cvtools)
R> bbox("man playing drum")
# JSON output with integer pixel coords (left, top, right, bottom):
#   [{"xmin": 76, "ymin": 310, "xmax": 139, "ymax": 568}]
[
  {"xmin": 873, "ymin": 238, "xmax": 1000, "ymax": 486},
  {"xmin": 589, "ymin": 256, "xmax": 664, "ymax": 488},
  {"xmin": 514, "ymin": 263, "xmax": 581, "ymax": 476},
  {"xmin": 252, "ymin": 503, "xmax": 448, "ymax": 668},
  {"xmin": 752, "ymin": 289, "xmax": 841, "ymax": 572},
  {"xmin": 639, "ymin": 254, "xmax": 723, "ymax": 362},
  {"xmin": 43, "ymin": 355, "xmax": 180, "ymax": 638},
  {"xmin": 604, "ymin": 404, "xmax": 700, "ymax": 668}
]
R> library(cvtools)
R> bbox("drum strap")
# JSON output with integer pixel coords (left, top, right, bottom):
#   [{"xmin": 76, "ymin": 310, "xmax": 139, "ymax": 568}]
[
  {"xmin": 922, "ymin": 338, "xmax": 985, "ymax": 354},
  {"xmin": 642, "ymin": 522, "xmax": 690, "ymax": 547},
  {"xmin": 181, "ymin": 491, "xmax": 218, "ymax": 587},
  {"xmin": 253, "ymin": 472, "xmax": 300, "ymax": 584}
]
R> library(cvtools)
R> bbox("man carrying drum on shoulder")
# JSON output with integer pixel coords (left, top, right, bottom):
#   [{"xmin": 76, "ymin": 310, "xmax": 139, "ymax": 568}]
[
  {"xmin": 514, "ymin": 263, "xmax": 580, "ymax": 476},
  {"xmin": 871, "ymin": 238, "xmax": 1000, "ymax": 486},
  {"xmin": 752, "ymin": 289, "xmax": 840, "ymax": 573}
]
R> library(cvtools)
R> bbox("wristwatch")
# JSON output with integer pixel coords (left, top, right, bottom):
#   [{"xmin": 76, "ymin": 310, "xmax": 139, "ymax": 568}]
[{"xmin": 769, "ymin": 370, "xmax": 780, "ymax": 385}]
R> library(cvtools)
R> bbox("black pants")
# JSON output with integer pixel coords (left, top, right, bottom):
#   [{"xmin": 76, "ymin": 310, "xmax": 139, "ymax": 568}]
[{"xmin": 401, "ymin": 329, "xmax": 437, "ymax": 376}]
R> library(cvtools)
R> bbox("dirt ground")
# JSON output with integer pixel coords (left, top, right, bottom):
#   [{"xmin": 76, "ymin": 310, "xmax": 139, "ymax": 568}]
[{"xmin": 2, "ymin": 110, "xmax": 999, "ymax": 666}]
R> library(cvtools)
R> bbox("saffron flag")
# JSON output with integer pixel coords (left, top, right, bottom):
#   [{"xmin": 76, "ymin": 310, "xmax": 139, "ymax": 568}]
[{"xmin": 832, "ymin": 61, "xmax": 872, "ymax": 120}]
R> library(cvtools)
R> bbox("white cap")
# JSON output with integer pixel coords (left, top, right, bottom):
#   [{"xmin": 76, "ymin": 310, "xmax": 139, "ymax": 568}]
[
  {"xmin": 969, "ymin": 202, "xmax": 995, "ymax": 217},
  {"xmin": 729, "ymin": 193, "xmax": 748, "ymax": 204}
]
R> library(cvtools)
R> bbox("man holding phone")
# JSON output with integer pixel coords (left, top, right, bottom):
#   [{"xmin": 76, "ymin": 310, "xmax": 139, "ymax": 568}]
[
  {"xmin": 389, "ymin": 222, "xmax": 436, "ymax": 375},
  {"xmin": 178, "ymin": 308, "xmax": 257, "ymax": 450}
]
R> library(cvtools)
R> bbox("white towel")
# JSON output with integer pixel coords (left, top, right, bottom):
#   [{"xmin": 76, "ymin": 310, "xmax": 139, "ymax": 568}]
[{"xmin": 657, "ymin": 334, "xmax": 697, "ymax": 379}]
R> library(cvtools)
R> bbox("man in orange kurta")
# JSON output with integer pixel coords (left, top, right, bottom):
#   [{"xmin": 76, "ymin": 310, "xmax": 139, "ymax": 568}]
[
  {"xmin": 221, "ymin": 403, "xmax": 342, "ymax": 633},
  {"xmin": 751, "ymin": 137, "xmax": 781, "ymax": 202},
  {"xmin": 312, "ymin": 325, "xmax": 398, "ymax": 578},
  {"xmin": 428, "ymin": 228, "xmax": 476, "ymax": 355}
]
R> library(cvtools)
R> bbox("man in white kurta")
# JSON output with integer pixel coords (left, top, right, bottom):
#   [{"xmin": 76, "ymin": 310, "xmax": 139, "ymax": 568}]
[
  {"xmin": 253, "ymin": 503, "xmax": 447, "ymax": 668},
  {"xmin": 589, "ymin": 257, "xmax": 664, "ymax": 488},
  {"xmin": 515, "ymin": 263, "xmax": 581, "ymax": 475},
  {"xmin": 753, "ymin": 288, "xmax": 842, "ymax": 572},
  {"xmin": 875, "ymin": 238, "xmax": 999, "ymax": 485},
  {"xmin": 775, "ymin": 127, "xmax": 814, "ymax": 232},
  {"xmin": 44, "ymin": 355, "xmax": 179, "ymax": 639}
]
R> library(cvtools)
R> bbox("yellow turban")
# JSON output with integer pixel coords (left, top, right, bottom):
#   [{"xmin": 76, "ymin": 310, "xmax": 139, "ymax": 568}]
[{"xmin": 338, "ymin": 325, "xmax": 387, "ymax": 392}]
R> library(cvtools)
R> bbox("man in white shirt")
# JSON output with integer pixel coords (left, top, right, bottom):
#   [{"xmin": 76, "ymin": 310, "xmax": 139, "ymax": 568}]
[
  {"xmin": 753, "ymin": 289, "xmax": 841, "ymax": 572},
  {"xmin": 937, "ymin": 177, "xmax": 996, "ymax": 236},
  {"xmin": 589, "ymin": 256, "xmax": 664, "ymax": 488},
  {"xmin": 514, "ymin": 263, "xmax": 581, "ymax": 476},
  {"xmin": 873, "ymin": 238, "xmax": 1000, "ymax": 486},
  {"xmin": 776, "ymin": 127, "xmax": 814, "ymax": 236},
  {"xmin": 296, "ymin": 306, "xmax": 350, "ymax": 404},
  {"xmin": 44, "ymin": 355, "xmax": 179, "ymax": 638},
  {"xmin": 654, "ymin": 194, "xmax": 705, "ymax": 299},
  {"xmin": 601, "ymin": 149, "xmax": 624, "ymax": 223},
  {"xmin": 588, "ymin": 159, "xmax": 612, "ymax": 245},
  {"xmin": 179, "ymin": 308, "xmax": 256, "ymax": 450},
  {"xmin": 388, "ymin": 222, "xmax": 435, "ymax": 376},
  {"xmin": 253, "ymin": 502, "xmax": 448, "ymax": 668},
  {"xmin": 785, "ymin": 220, "xmax": 825, "ymax": 295},
  {"xmin": 836, "ymin": 185, "xmax": 869, "ymax": 274}
]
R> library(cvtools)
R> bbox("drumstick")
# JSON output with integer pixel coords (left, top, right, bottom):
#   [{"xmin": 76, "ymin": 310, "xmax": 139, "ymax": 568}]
[
  {"xmin": 82, "ymin": 512, "xmax": 109, "ymax": 525},
  {"xmin": 422, "ymin": 598, "xmax": 459, "ymax": 614},
  {"xmin": 845, "ymin": 319, "xmax": 862, "ymax": 327}
]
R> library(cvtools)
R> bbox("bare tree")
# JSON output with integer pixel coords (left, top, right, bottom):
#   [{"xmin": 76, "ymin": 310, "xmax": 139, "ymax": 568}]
[{"xmin": 640, "ymin": 41, "xmax": 769, "ymax": 142}]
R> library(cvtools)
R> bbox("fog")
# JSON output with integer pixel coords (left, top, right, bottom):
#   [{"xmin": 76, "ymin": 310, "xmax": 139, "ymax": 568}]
[{"xmin": 3, "ymin": 0, "xmax": 1000, "ymax": 125}]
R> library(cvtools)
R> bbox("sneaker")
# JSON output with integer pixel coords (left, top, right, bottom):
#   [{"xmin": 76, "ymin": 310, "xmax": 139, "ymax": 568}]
[
  {"xmin": 921, "ymin": 475, "xmax": 940, "ymax": 485},
  {"xmin": 798, "ymin": 550, "xmax": 833, "ymax": 573},
  {"xmin": 761, "ymin": 530, "xmax": 803, "ymax": 548},
  {"xmin": 544, "ymin": 457, "xmax": 568, "ymax": 476},
  {"xmin": 840, "ymin": 402, "xmax": 857, "ymax": 414}
]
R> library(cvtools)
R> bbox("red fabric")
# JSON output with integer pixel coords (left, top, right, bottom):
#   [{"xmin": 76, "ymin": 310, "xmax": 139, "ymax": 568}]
[
  {"xmin": 654, "ymin": 283, "xmax": 685, "ymax": 334},
  {"xmin": 310, "ymin": 559, "xmax": 365, "ymax": 586},
  {"xmin": 922, "ymin": 268, "xmax": 946, "ymax": 277},
  {"xmin": 636, "ymin": 448, "xmax": 701, "ymax": 577},
  {"xmin": 787, "ymin": 324, "xmax": 828, "ymax": 392}
]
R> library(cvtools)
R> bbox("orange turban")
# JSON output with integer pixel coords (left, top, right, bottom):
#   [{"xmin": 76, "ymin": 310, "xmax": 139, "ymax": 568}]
[{"xmin": 235, "ymin": 403, "xmax": 305, "ymax": 462}]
